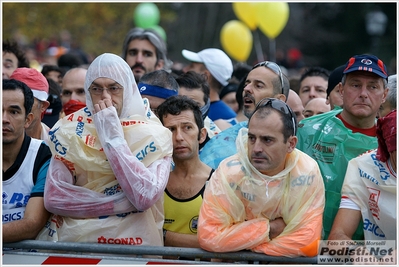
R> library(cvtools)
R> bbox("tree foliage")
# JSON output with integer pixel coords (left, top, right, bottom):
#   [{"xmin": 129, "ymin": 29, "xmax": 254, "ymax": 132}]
[{"xmin": 3, "ymin": 2, "xmax": 396, "ymax": 72}]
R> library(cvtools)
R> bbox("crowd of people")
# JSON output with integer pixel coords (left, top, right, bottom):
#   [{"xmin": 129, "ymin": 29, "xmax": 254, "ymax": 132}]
[{"xmin": 2, "ymin": 26, "xmax": 397, "ymax": 263}]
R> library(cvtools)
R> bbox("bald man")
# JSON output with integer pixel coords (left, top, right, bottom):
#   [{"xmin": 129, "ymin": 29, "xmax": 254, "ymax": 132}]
[
  {"xmin": 303, "ymin": 98, "xmax": 331, "ymax": 118},
  {"xmin": 286, "ymin": 89, "xmax": 305, "ymax": 122},
  {"xmin": 61, "ymin": 67, "xmax": 87, "ymax": 106},
  {"xmin": 61, "ymin": 67, "xmax": 87, "ymax": 115}
]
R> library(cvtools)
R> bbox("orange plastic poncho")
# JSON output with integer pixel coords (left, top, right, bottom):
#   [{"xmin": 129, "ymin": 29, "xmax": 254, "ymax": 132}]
[{"xmin": 198, "ymin": 127, "xmax": 325, "ymax": 257}]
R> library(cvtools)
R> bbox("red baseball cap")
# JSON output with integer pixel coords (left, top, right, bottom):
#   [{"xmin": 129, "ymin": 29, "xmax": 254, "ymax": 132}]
[{"xmin": 10, "ymin": 67, "xmax": 49, "ymax": 101}]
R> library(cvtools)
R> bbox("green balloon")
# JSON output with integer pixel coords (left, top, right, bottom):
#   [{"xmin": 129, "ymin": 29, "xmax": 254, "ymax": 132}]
[
  {"xmin": 134, "ymin": 3, "xmax": 160, "ymax": 28},
  {"xmin": 147, "ymin": 25, "xmax": 167, "ymax": 41}
]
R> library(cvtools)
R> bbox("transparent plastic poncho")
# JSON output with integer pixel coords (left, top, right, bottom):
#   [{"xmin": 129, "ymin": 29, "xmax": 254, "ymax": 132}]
[
  {"xmin": 198, "ymin": 127, "xmax": 325, "ymax": 257},
  {"xmin": 44, "ymin": 53, "xmax": 173, "ymax": 217}
]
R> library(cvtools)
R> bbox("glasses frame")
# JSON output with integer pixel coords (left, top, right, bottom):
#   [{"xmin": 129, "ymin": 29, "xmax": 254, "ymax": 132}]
[
  {"xmin": 254, "ymin": 97, "xmax": 296, "ymax": 136},
  {"xmin": 253, "ymin": 61, "xmax": 284, "ymax": 95},
  {"xmin": 88, "ymin": 85, "xmax": 123, "ymax": 96}
]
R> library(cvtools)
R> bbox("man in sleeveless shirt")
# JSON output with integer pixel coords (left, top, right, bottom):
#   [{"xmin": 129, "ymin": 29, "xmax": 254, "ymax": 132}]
[
  {"xmin": 157, "ymin": 95, "xmax": 214, "ymax": 248},
  {"xmin": 3, "ymin": 79, "xmax": 52, "ymax": 242}
]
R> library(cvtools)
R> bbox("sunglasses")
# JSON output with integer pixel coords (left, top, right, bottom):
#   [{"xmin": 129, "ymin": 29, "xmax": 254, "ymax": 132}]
[
  {"xmin": 253, "ymin": 61, "xmax": 284, "ymax": 94},
  {"xmin": 254, "ymin": 98, "xmax": 296, "ymax": 135}
]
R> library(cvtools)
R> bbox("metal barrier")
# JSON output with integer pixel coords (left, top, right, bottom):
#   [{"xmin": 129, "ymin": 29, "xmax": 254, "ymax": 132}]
[{"xmin": 3, "ymin": 240, "xmax": 318, "ymax": 265}]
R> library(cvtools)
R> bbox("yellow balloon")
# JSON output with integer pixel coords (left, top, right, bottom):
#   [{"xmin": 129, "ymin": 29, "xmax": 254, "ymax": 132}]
[
  {"xmin": 232, "ymin": 2, "xmax": 258, "ymax": 31},
  {"xmin": 220, "ymin": 20, "xmax": 253, "ymax": 62},
  {"xmin": 256, "ymin": 2, "xmax": 290, "ymax": 39}
]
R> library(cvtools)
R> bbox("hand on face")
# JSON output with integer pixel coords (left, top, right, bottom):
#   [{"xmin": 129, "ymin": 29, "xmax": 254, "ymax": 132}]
[
  {"xmin": 89, "ymin": 77, "xmax": 123, "ymax": 117},
  {"xmin": 93, "ymin": 98, "xmax": 114, "ymax": 114}
]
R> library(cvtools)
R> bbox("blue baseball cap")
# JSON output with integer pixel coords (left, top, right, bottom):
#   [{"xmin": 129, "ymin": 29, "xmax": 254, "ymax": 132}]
[{"xmin": 343, "ymin": 54, "xmax": 388, "ymax": 79}]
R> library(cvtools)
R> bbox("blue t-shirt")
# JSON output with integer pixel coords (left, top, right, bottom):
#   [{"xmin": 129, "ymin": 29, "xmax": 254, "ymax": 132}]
[
  {"xmin": 199, "ymin": 121, "xmax": 248, "ymax": 169},
  {"xmin": 208, "ymin": 100, "xmax": 237, "ymax": 125}
]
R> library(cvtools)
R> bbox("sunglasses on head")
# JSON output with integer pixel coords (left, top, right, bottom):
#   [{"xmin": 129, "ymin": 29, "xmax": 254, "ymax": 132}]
[
  {"xmin": 254, "ymin": 97, "xmax": 296, "ymax": 135},
  {"xmin": 253, "ymin": 61, "xmax": 284, "ymax": 95}
]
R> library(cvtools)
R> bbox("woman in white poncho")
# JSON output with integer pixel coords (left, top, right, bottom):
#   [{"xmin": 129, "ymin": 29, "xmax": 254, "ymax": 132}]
[{"xmin": 36, "ymin": 53, "xmax": 173, "ymax": 246}]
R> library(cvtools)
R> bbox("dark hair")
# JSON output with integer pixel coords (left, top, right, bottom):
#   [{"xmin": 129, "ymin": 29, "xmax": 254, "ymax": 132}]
[
  {"xmin": 2, "ymin": 40, "xmax": 30, "ymax": 68},
  {"xmin": 300, "ymin": 66, "xmax": 330, "ymax": 82},
  {"xmin": 236, "ymin": 74, "xmax": 247, "ymax": 112},
  {"xmin": 122, "ymin": 27, "xmax": 171, "ymax": 70},
  {"xmin": 3, "ymin": 79, "xmax": 34, "ymax": 116},
  {"xmin": 139, "ymin": 69, "xmax": 179, "ymax": 91},
  {"xmin": 57, "ymin": 53, "xmax": 84, "ymax": 72},
  {"xmin": 232, "ymin": 63, "xmax": 252, "ymax": 82},
  {"xmin": 220, "ymin": 82, "xmax": 238, "ymax": 100},
  {"xmin": 41, "ymin": 64, "xmax": 65, "ymax": 77},
  {"xmin": 232, "ymin": 63, "xmax": 251, "ymax": 112},
  {"xmin": 46, "ymin": 78, "xmax": 62, "ymax": 96},
  {"xmin": 175, "ymin": 71, "xmax": 210, "ymax": 104},
  {"xmin": 157, "ymin": 95, "xmax": 204, "ymax": 137},
  {"xmin": 249, "ymin": 103, "xmax": 297, "ymax": 142}
]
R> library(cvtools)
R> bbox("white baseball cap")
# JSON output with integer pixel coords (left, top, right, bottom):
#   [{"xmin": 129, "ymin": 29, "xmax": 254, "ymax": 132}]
[{"xmin": 182, "ymin": 48, "xmax": 233, "ymax": 86}]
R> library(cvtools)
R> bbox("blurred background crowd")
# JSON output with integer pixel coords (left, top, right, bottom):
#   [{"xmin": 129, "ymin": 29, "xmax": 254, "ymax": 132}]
[{"xmin": 3, "ymin": 2, "xmax": 397, "ymax": 80}]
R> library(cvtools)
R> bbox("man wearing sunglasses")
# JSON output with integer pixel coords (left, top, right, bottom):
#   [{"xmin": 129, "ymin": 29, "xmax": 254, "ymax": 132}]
[
  {"xmin": 198, "ymin": 98, "xmax": 325, "ymax": 257},
  {"xmin": 296, "ymin": 54, "xmax": 389, "ymax": 241},
  {"xmin": 200, "ymin": 61, "xmax": 290, "ymax": 170}
]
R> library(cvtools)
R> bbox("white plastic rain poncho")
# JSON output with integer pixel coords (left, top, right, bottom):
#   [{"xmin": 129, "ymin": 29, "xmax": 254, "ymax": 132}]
[
  {"xmin": 198, "ymin": 127, "xmax": 325, "ymax": 257},
  {"xmin": 36, "ymin": 53, "xmax": 173, "ymax": 246},
  {"xmin": 341, "ymin": 149, "xmax": 396, "ymax": 242},
  {"xmin": 340, "ymin": 110, "xmax": 397, "ymax": 242}
]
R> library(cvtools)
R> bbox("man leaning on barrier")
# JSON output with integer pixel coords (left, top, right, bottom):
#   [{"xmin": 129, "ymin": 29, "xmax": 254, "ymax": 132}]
[
  {"xmin": 35, "ymin": 53, "xmax": 173, "ymax": 246},
  {"xmin": 198, "ymin": 98, "xmax": 325, "ymax": 257},
  {"xmin": 328, "ymin": 110, "xmax": 397, "ymax": 264},
  {"xmin": 3, "ymin": 79, "xmax": 52, "ymax": 242}
]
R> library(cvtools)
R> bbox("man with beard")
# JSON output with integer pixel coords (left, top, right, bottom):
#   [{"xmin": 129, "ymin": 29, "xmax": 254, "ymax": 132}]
[
  {"xmin": 199, "ymin": 61, "xmax": 289, "ymax": 170},
  {"xmin": 122, "ymin": 27, "xmax": 171, "ymax": 83}
]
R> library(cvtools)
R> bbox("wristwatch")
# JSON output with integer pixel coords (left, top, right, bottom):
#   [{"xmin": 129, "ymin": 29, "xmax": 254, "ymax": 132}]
[{"xmin": 163, "ymin": 228, "xmax": 167, "ymax": 243}]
